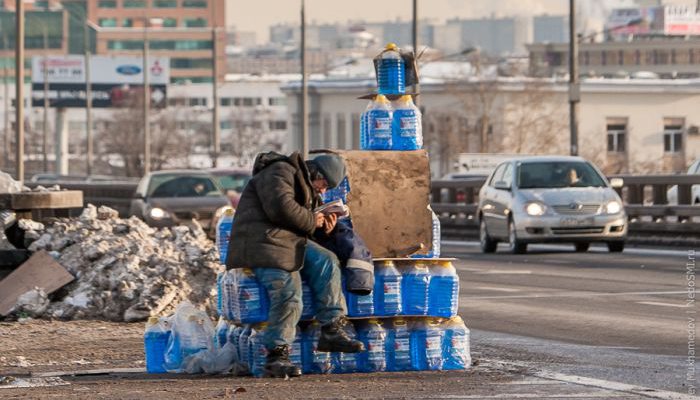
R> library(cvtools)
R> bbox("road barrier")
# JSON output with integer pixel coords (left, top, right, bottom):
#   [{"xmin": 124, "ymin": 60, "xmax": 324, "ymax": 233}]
[{"xmin": 24, "ymin": 174, "xmax": 700, "ymax": 240}]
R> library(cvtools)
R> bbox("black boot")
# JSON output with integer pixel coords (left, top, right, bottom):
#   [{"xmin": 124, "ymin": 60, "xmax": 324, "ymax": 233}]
[
  {"xmin": 317, "ymin": 317, "xmax": 365, "ymax": 353},
  {"xmin": 264, "ymin": 345, "xmax": 302, "ymax": 378}
]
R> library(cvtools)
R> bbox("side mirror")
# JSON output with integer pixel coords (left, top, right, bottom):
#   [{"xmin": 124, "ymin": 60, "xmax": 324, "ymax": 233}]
[
  {"xmin": 609, "ymin": 178, "xmax": 624, "ymax": 189},
  {"xmin": 494, "ymin": 181, "xmax": 511, "ymax": 191}
]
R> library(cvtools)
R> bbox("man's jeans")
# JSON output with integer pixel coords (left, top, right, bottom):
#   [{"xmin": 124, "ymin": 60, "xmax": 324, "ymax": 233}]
[{"xmin": 254, "ymin": 241, "xmax": 346, "ymax": 350}]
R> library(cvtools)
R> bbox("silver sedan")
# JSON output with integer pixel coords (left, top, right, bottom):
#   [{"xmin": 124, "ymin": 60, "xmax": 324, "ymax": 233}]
[{"xmin": 477, "ymin": 156, "xmax": 627, "ymax": 254}]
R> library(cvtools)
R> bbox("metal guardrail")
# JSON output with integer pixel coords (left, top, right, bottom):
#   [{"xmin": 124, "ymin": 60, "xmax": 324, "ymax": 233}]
[{"xmin": 431, "ymin": 174, "xmax": 700, "ymax": 239}]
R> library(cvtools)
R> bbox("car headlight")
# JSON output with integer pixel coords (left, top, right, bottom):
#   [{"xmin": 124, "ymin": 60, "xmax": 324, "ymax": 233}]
[
  {"xmin": 525, "ymin": 202, "xmax": 546, "ymax": 216},
  {"xmin": 605, "ymin": 200, "xmax": 622, "ymax": 214},
  {"xmin": 149, "ymin": 207, "xmax": 170, "ymax": 220}
]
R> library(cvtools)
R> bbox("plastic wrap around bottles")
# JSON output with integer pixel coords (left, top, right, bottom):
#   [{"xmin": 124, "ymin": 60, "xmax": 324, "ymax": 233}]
[
  {"xmin": 357, "ymin": 319, "xmax": 387, "ymax": 372},
  {"xmin": 163, "ymin": 303, "xmax": 215, "ymax": 373},
  {"xmin": 301, "ymin": 280, "xmax": 316, "ymax": 320},
  {"xmin": 374, "ymin": 261, "xmax": 402, "ymax": 316},
  {"xmin": 401, "ymin": 262, "xmax": 431, "ymax": 316},
  {"xmin": 344, "ymin": 275, "xmax": 374, "ymax": 317},
  {"xmin": 222, "ymin": 269, "xmax": 270, "ymax": 324},
  {"xmin": 290, "ymin": 328, "xmax": 304, "ymax": 370},
  {"xmin": 386, "ymin": 318, "xmax": 413, "ymax": 372},
  {"xmin": 144, "ymin": 316, "xmax": 171, "ymax": 373},
  {"xmin": 442, "ymin": 317, "xmax": 471, "ymax": 370},
  {"xmin": 216, "ymin": 272, "xmax": 225, "ymax": 317},
  {"xmin": 236, "ymin": 325, "xmax": 253, "ymax": 375},
  {"xmin": 216, "ymin": 208, "xmax": 234, "ymax": 264},
  {"xmin": 215, "ymin": 317, "xmax": 230, "ymax": 348},
  {"xmin": 366, "ymin": 95, "xmax": 393, "ymax": 150},
  {"xmin": 391, "ymin": 95, "xmax": 422, "ymax": 151},
  {"xmin": 428, "ymin": 261, "xmax": 459, "ymax": 318},
  {"xmin": 410, "ymin": 319, "xmax": 444, "ymax": 371},
  {"xmin": 331, "ymin": 322, "xmax": 361, "ymax": 374},
  {"xmin": 302, "ymin": 321, "xmax": 333, "ymax": 374},
  {"xmin": 377, "ymin": 43, "xmax": 405, "ymax": 95},
  {"xmin": 249, "ymin": 323, "xmax": 269, "ymax": 377},
  {"xmin": 360, "ymin": 100, "xmax": 372, "ymax": 150},
  {"xmin": 321, "ymin": 176, "xmax": 351, "ymax": 204}
]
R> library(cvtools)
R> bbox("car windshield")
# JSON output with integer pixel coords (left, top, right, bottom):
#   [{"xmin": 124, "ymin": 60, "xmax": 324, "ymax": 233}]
[
  {"xmin": 147, "ymin": 174, "xmax": 223, "ymax": 198},
  {"xmin": 215, "ymin": 174, "xmax": 251, "ymax": 193},
  {"xmin": 517, "ymin": 161, "xmax": 607, "ymax": 189}
]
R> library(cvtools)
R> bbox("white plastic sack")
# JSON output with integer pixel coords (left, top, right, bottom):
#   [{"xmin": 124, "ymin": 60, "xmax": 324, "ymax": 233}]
[{"xmin": 0, "ymin": 170, "xmax": 22, "ymax": 194}]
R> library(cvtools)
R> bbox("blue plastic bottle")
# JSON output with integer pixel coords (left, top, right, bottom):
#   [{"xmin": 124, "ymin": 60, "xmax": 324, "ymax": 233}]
[
  {"xmin": 227, "ymin": 324, "xmax": 242, "ymax": 361},
  {"xmin": 322, "ymin": 176, "xmax": 351, "ymax": 204},
  {"xmin": 428, "ymin": 261, "xmax": 459, "ymax": 318},
  {"xmin": 214, "ymin": 316, "xmax": 230, "ymax": 348},
  {"xmin": 377, "ymin": 43, "xmax": 405, "ymax": 95},
  {"xmin": 330, "ymin": 321, "xmax": 360, "ymax": 374},
  {"xmin": 227, "ymin": 268, "xmax": 269, "ymax": 324},
  {"xmin": 216, "ymin": 272, "xmax": 225, "ymax": 317},
  {"xmin": 249, "ymin": 323, "xmax": 268, "ymax": 377},
  {"xmin": 344, "ymin": 275, "xmax": 374, "ymax": 317},
  {"xmin": 442, "ymin": 317, "xmax": 471, "ymax": 370},
  {"xmin": 386, "ymin": 318, "xmax": 412, "ymax": 372},
  {"xmin": 375, "ymin": 261, "xmax": 402, "ymax": 316},
  {"xmin": 144, "ymin": 316, "xmax": 170, "ymax": 373},
  {"xmin": 216, "ymin": 208, "xmax": 234, "ymax": 263},
  {"xmin": 358, "ymin": 319, "xmax": 387, "ymax": 372},
  {"xmin": 431, "ymin": 209, "xmax": 441, "ymax": 257},
  {"xmin": 302, "ymin": 321, "xmax": 332, "ymax": 374},
  {"xmin": 290, "ymin": 328, "xmax": 304, "ymax": 370},
  {"xmin": 391, "ymin": 95, "xmax": 422, "ymax": 150},
  {"xmin": 410, "ymin": 319, "xmax": 444, "ymax": 371},
  {"xmin": 401, "ymin": 262, "xmax": 430, "ymax": 316},
  {"xmin": 360, "ymin": 100, "xmax": 372, "ymax": 150},
  {"xmin": 237, "ymin": 325, "xmax": 252, "ymax": 375},
  {"xmin": 366, "ymin": 95, "xmax": 393, "ymax": 150},
  {"xmin": 301, "ymin": 280, "xmax": 316, "ymax": 320}
]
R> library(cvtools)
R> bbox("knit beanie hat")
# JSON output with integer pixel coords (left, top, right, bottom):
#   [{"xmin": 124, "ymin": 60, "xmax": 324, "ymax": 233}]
[{"xmin": 309, "ymin": 154, "xmax": 346, "ymax": 189}]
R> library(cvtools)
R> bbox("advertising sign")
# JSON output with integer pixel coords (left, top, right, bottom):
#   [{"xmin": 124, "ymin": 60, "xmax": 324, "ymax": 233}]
[
  {"xmin": 664, "ymin": 5, "xmax": 700, "ymax": 35},
  {"xmin": 31, "ymin": 55, "xmax": 169, "ymax": 108},
  {"xmin": 606, "ymin": 7, "xmax": 664, "ymax": 36}
]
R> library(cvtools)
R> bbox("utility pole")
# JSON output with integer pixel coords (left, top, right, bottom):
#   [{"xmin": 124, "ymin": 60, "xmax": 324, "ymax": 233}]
[
  {"xmin": 85, "ymin": 19, "xmax": 93, "ymax": 176},
  {"xmin": 568, "ymin": 0, "xmax": 579, "ymax": 156},
  {"xmin": 42, "ymin": 26, "xmax": 49, "ymax": 172},
  {"xmin": 300, "ymin": 0, "xmax": 308, "ymax": 158},
  {"xmin": 211, "ymin": 0, "xmax": 220, "ymax": 168},
  {"xmin": 143, "ymin": 16, "xmax": 151, "ymax": 175},
  {"xmin": 15, "ymin": 0, "xmax": 25, "ymax": 182},
  {"xmin": 412, "ymin": 0, "xmax": 420, "ymax": 106},
  {"xmin": 2, "ymin": 35, "xmax": 9, "ymax": 170}
]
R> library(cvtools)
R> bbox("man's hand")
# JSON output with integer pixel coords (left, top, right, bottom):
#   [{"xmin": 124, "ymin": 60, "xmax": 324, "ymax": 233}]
[
  {"xmin": 314, "ymin": 212, "xmax": 326, "ymax": 228},
  {"xmin": 323, "ymin": 213, "xmax": 338, "ymax": 234}
]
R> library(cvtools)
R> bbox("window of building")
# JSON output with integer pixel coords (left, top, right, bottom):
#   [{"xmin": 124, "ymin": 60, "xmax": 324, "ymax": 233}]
[
  {"xmin": 170, "ymin": 58, "xmax": 212, "ymax": 69},
  {"xmin": 220, "ymin": 97, "xmax": 234, "ymax": 106},
  {"xmin": 269, "ymin": 97, "xmax": 286, "ymax": 106},
  {"xmin": 107, "ymin": 40, "xmax": 144, "ymax": 50},
  {"xmin": 635, "ymin": 50, "xmax": 641, "ymax": 65},
  {"xmin": 618, "ymin": 50, "xmax": 624, "ymax": 66},
  {"xmin": 601, "ymin": 50, "xmax": 607, "ymax": 66},
  {"xmin": 188, "ymin": 97, "xmax": 207, "ymax": 107},
  {"xmin": 606, "ymin": 120, "xmax": 627, "ymax": 153},
  {"xmin": 351, "ymin": 113, "xmax": 360, "ymax": 149},
  {"xmin": 99, "ymin": 18, "xmax": 118, "ymax": 28},
  {"xmin": 171, "ymin": 76, "xmax": 213, "ymax": 84},
  {"xmin": 122, "ymin": 18, "xmax": 134, "ymax": 28},
  {"xmin": 691, "ymin": 49, "xmax": 698, "ymax": 65},
  {"xmin": 154, "ymin": 0, "xmax": 177, "ymax": 8},
  {"xmin": 123, "ymin": 0, "xmax": 146, "ymax": 7},
  {"xmin": 163, "ymin": 18, "xmax": 177, "ymax": 28},
  {"xmin": 220, "ymin": 120, "xmax": 232, "ymax": 130},
  {"xmin": 34, "ymin": 1, "xmax": 49, "ymax": 8},
  {"xmin": 183, "ymin": 0, "xmax": 207, "ymax": 7},
  {"xmin": 183, "ymin": 18, "xmax": 207, "ymax": 28},
  {"xmin": 168, "ymin": 97, "xmax": 187, "ymax": 107},
  {"xmin": 98, "ymin": 0, "xmax": 117, "ymax": 8},
  {"xmin": 663, "ymin": 119, "xmax": 684, "ymax": 153},
  {"xmin": 148, "ymin": 40, "xmax": 212, "ymax": 50},
  {"xmin": 236, "ymin": 97, "xmax": 261, "ymax": 107},
  {"xmin": 269, "ymin": 120, "xmax": 287, "ymax": 131}
]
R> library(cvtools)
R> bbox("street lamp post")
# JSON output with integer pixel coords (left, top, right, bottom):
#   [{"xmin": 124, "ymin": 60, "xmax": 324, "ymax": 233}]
[
  {"xmin": 211, "ymin": 0, "xmax": 220, "ymax": 168},
  {"xmin": 300, "ymin": 0, "xmax": 308, "ymax": 158},
  {"xmin": 412, "ymin": 0, "xmax": 419, "ymax": 105},
  {"xmin": 143, "ymin": 17, "xmax": 151, "ymax": 175},
  {"xmin": 85, "ymin": 19, "xmax": 93, "ymax": 176},
  {"xmin": 568, "ymin": 0, "xmax": 579, "ymax": 156},
  {"xmin": 15, "ymin": 0, "xmax": 25, "ymax": 182}
]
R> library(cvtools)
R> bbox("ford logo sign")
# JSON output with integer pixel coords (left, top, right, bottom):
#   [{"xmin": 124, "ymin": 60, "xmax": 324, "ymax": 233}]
[{"xmin": 116, "ymin": 65, "xmax": 141, "ymax": 75}]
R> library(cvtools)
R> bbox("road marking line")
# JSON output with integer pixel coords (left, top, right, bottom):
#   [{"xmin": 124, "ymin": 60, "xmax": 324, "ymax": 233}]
[
  {"xmin": 442, "ymin": 240, "xmax": 689, "ymax": 257},
  {"xmin": 474, "ymin": 286, "xmax": 522, "ymax": 292},
  {"xmin": 484, "ymin": 358, "xmax": 697, "ymax": 400},
  {"xmin": 432, "ymin": 393, "xmax": 632, "ymax": 398},
  {"xmin": 461, "ymin": 290, "xmax": 687, "ymax": 300},
  {"xmin": 476, "ymin": 270, "xmax": 532, "ymax": 275},
  {"xmin": 636, "ymin": 301, "xmax": 689, "ymax": 308}
]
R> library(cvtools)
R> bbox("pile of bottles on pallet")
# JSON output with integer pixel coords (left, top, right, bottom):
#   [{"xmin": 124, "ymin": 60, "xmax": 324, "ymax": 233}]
[
  {"xmin": 146, "ymin": 311, "xmax": 471, "ymax": 376},
  {"xmin": 217, "ymin": 259, "xmax": 459, "ymax": 324}
]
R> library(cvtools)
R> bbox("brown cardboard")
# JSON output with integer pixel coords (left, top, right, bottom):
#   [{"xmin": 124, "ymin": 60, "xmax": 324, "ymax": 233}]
[
  {"xmin": 0, "ymin": 250, "xmax": 74, "ymax": 316},
  {"xmin": 328, "ymin": 150, "xmax": 433, "ymax": 258}
]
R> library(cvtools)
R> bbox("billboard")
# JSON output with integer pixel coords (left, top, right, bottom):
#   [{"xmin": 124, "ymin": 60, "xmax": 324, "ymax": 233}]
[
  {"xmin": 31, "ymin": 55, "xmax": 169, "ymax": 108},
  {"xmin": 605, "ymin": 7, "xmax": 664, "ymax": 36},
  {"xmin": 664, "ymin": 5, "xmax": 700, "ymax": 36}
]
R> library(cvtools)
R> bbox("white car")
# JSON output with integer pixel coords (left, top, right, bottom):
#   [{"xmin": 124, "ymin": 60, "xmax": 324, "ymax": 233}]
[{"xmin": 666, "ymin": 159, "xmax": 700, "ymax": 205}]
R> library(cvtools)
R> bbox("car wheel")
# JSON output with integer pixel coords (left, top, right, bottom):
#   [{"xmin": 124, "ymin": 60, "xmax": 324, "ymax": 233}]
[
  {"xmin": 507, "ymin": 219, "xmax": 527, "ymax": 254},
  {"xmin": 479, "ymin": 219, "xmax": 498, "ymax": 253},
  {"xmin": 575, "ymin": 242, "xmax": 590, "ymax": 252},
  {"xmin": 607, "ymin": 241, "xmax": 625, "ymax": 253}
]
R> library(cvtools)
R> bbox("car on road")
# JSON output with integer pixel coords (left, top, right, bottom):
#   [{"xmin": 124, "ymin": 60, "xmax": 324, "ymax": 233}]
[
  {"xmin": 477, "ymin": 156, "xmax": 627, "ymax": 254},
  {"xmin": 129, "ymin": 170, "xmax": 231, "ymax": 237},
  {"xmin": 208, "ymin": 168, "xmax": 252, "ymax": 208},
  {"xmin": 665, "ymin": 159, "xmax": 700, "ymax": 205}
]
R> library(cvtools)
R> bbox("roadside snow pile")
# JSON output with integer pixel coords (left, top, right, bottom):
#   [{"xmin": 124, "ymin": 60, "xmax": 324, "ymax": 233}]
[{"xmin": 25, "ymin": 204, "xmax": 224, "ymax": 322}]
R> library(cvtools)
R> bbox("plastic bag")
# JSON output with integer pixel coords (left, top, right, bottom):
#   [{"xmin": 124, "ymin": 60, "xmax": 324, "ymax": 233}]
[
  {"xmin": 164, "ymin": 301, "xmax": 215, "ymax": 373},
  {"xmin": 222, "ymin": 269, "xmax": 269, "ymax": 324}
]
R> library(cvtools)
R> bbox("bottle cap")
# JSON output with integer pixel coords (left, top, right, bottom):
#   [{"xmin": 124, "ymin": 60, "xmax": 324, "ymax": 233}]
[
  {"xmin": 381, "ymin": 260, "xmax": 395, "ymax": 267},
  {"xmin": 224, "ymin": 208, "xmax": 234, "ymax": 216},
  {"xmin": 147, "ymin": 316, "xmax": 159, "ymax": 325},
  {"xmin": 399, "ymin": 95, "xmax": 412, "ymax": 103},
  {"xmin": 394, "ymin": 318, "xmax": 406, "ymax": 326},
  {"xmin": 374, "ymin": 94, "xmax": 390, "ymax": 104},
  {"xmin": 385, "ymin": 42, "xmax": 398, "ymax": 51}
]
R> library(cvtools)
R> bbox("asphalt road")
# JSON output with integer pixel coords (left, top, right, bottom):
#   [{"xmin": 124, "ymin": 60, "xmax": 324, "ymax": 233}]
[{"xmin": 444, "ymin": 240, "xmax": 698, "ymax": 395}]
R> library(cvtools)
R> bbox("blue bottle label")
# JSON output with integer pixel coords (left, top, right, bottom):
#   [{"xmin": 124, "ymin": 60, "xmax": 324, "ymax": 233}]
[
  {"xmin": 358, "ymin": 294, "xmax": 373, "ymax": 305},
  {"xmin": 395, "ymin": 337, "xmax": 410, "ymax": 359},
  {"xmin": 367, "ymin": 339, "xmax": 385, "ymax": 361},
  {"xmin": 372, "ymin": 117, "xmax": 392, "ymax": 137},
  {"xmin": 426, "ymin": 336, "xmax": 441, "ymax": 358},
  {"xmin": 399, "ymin": 115, "xmax": 417, "ymax": 137},
  {"xmin": 384, "ymin": 282, "xmax": 400, "ymax": 303}
]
